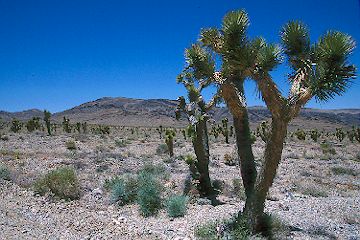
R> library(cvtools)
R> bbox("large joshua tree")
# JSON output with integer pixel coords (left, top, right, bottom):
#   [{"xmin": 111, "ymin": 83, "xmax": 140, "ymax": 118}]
[
  {"xmin": 176, "ymin": 46, "xmax": 221, "ymax": 201},
  {"xmin": 182, "ymin": 9, "xmax": 356, "ymax": 234}
]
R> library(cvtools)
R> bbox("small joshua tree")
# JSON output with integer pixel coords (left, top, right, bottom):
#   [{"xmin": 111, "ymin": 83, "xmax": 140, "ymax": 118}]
[
  {"xmin": 309, "ymin": 129, "xmax": 321, "ymax": 142},
  {"xmin": 82, "ymin": 122, "xmax": 88, "ymax": 134},
  {"xmin": 165, "ymin": 129, "xmax": 176, "ymax": 157},
  {"xmin": 10, "ymin": 118, "xmax": 22, "ymax": 133},
  {"xmin": 256, "ymin": 121, "xmax": 270, "ymax": 143},
  {"xmin": 156, "ymin": 125, "xmax": 164, "ymax": 139},
  {"xmin": 335, "ymin": 128, "xmax": 346, "ymax": 142},
  {"xmin": 75, "ymin": 122, "xmax": 81, "ymax": 134},
  {"xmin": 294, "ymin": 129, "xmax": 306, "ymax": 141},
  {"xmin": 26, "ymin": 117, "xmax": 41, "ymax": 132},
  {"xmin": 43, "ymin": 110, "xmax": 51, "ymax": 135},
  {"xmin": 62, "ymin": 117, "xmax": 71, "ymax": 133},
  {"xmin": 221, "ymin": 118, "xmax": 230, "ymax": 144}
]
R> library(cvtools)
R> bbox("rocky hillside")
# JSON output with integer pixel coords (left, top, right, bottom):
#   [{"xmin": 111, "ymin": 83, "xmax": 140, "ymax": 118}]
[{"xmin": 1, "ymin": 97, "xmax": 359, "ymax": 129}]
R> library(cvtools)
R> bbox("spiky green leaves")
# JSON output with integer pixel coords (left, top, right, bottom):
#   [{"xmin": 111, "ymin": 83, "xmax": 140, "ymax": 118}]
[
  {"xmin": 311, "ymin": 31, "xmax": 356, "ymax": 101},
  {"xmin": 252, "ymin": 37, "xmax": 282, "ymax": 72},
  {"xmin": 200, "ymin": 28, "xmax": 223, "ymax": 53},
  {"xmin": 222, "ymin": 10, "xmax": 249, "ymax": 50},
  {"xmin": 185, "ymin": 44, "xmax": 215, "ymax": 82},
  {"xmin": 281, "ymin": 21, "xmax": 310, "ymax": 69}
]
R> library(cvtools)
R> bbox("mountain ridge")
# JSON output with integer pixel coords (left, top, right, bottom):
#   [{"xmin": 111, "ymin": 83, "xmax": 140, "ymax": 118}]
[{"xmin": 1, "ymin": 97, "xmax": 359, "ymax": 129}]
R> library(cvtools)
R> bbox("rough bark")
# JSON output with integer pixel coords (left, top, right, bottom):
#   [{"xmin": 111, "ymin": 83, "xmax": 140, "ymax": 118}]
[
  {"xmin": 220, "ymin": 82, "xmax": 257, "ymax": 199},
  {"xmin": 192, "ymin": 118, "xmax": 215, "ymax": 198},
  {"xmin": 244, "ymin": 117, "xmax": 288, "ymax": 233}
]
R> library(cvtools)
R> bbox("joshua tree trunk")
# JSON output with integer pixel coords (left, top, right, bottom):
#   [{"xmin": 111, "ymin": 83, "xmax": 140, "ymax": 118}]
[
  {"xmin": 244, "ymin": 117, "xmax": 288, "ymax": 232},
  {"xmin": 221, "ymin": 82, "xmax": 257, "ymax": 198},
  {"xmin": 192, "ymin": 118, "xmax": 215, "ymax": 198}
]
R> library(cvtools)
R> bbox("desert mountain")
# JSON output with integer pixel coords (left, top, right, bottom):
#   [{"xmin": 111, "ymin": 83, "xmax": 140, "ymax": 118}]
[{"xmin": 1, "ymin": 97, "xmax": 359, "ymax": 129}]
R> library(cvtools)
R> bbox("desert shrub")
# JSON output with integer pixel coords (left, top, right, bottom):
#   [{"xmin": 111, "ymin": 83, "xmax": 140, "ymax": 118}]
[
  {"xmin": 0, "ymin": 165, "xmax": 11, "ymax": 180},
  {"xmin": 65, "ymin": 140, "xmax": 76, "ymax": 150},
  {"xmin": 195, "ymin": 216, "xmax": 253, "ymax": 240},
  {"xmin": 137, "ymin": 171, "xmax": 162, "ymax": 217},
  {"xmin": 33, "ymin": 167, "xmax": 80, "ymax": 200},
  {"xmin": 110, "ymin": 175, "xmax": 138, "ymax": 205},
  {"xmin": 165, "ymin": 195, "xmax": 188, "ymax": 218},
  {"xmin": 331, "ymin": 167, "xmax": 357, "ymax": 176},
  {"xmin": 0, "ymin": 134, "xmax": 9, "ymax": 141},
  {"xmin": 91, "ymin": 125, "xmax": 110, "ymax": 135},
  {"xmin": 294, "ymin": 129, "xmax": 306, "ymax": 141},
  {"xmin": 212, "ymin": 179, "xmax": 224, "ymax": 193},
  {"xmin": 309, "ymin": 129, "xmax": 321, "ymax": 142},
  {"xmin": 10, "ymin": 119, "xmax": 22, "ymax": 133},
  {"xmin": 115, "ymin": 139, "xmax": 129, "ymax": 148},
  {"xmin": 195, "ymin": 221, "xmax": 219, "ymax": 240},
  {"xmin": 233, "ymin": 178, "xmax": 246, "ymax": 200},
  {"xmin": 183, "ymin": 154, "xmax": 196, "ymax": 165},
  {"xmin": 138, "ymin": 163, "xmax": 167, "ymax": 178},
  {"xmin": 300, "ymin": 185, "xmax": 328, "ymax": 197},
  {"xmin": 223, "ymin": 153, "xmax": 237, "ymax": 166},
  {"xmin": 320, "ymin": 142, "xmax": 336, "ymax": 155},
  {"xmin": 156, "ymin": 143, "xmax": 168, "ymax": 155},
  {"xmin": 26, "ymin": 117, "xmax": 41, "ymax": 132}
]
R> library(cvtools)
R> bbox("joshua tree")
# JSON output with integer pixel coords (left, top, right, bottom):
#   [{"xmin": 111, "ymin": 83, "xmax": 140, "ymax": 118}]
[
  {"xmin": 182, "ymin": 9, "xmax": 356, "ymax": 234},
  {"xmin": 82, "ymin": 122, "xmax": 88, "ymax": 134},
  {"xmin": 310, "ymin": 128, "xmax": 321, "ymax": 142},
  {"xmin": 26, "ymin": 117, "xmax": 41, "ymax": 132},
  {"xmin": 335, "ymin": 127, "xmax": 346, "ymax": 142},
  {"xmin": 75, "ymin": 122, "xmax": 81, "ymax": 134},
  {"xmin": 10, "ymin": 118, "xmax": 22, "ymax": 133},
  {"xmin": 221, "ymin": 118, "xmax": 230, "ymax": 143},
  {"xmin": 164, "ymin": 129, "xmax": 176, "ymax": 157},
  {"xmin": 256, "ymin": 121, "xmax": 270, "ymax": 143},
  {"xmin": 62, "ymin": 117, "xmax": 71, "ymax": 133},
  {"xmin": 156, "ymin": 125, "xmax": 163, "ymax": 139},
  {"xmin": 294, "ymin": 128, "xmax": 306, "ymax": 141},
  {"xmin": 176, "ymin": 55, "xmax": 221, "ymax": 200},
  {"xmin": 44, "ymin": 110, "xmax": 51, "ymax": 135}
]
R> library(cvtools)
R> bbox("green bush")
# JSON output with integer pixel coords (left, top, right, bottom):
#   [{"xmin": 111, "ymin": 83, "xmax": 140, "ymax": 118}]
[
  {"xmin": 138, "ymin": 163, "xmax": 167, "ymax": 178},
  {"xmin": 110, "ymin": 175, "xmax": 138, "ymax": 205},
  {"xmin": 320, "ymin": 142, "xmax": 336, "ymax": 155},
  {"xmin": 10, "ymin": 118, "xmax": 22, "ymax": 133},
  {"xmin": 115, "ymin": 139, "xmax": 129, "ymax": 148},
  {"xmin": 165, "ymin": 195, "xmax": 188, "ymax": 218},
  {"xmin": 33, "ymin": 167, "xmax": 80, "ymax": 200},
  {"xmin": 195, "ymin": 221, "xmax": 219, "ymax": 240},
  {"xmin": 331, "ymin": 167, "xmax": 357, "ymax": 176},
  {"xmin": 0, "ymin": 165, "xmax": 11, "ymax": 180},
  {"xmin": 137, "ymin": 172, "xmax": 162, "ymax": 217},
  {"xmin": 65, "ymin": 140, "xmax": 77, "ymax": 150},
  {"xmin": 156, "ymin": 143, "xmax": 168, "ymax": 155}
]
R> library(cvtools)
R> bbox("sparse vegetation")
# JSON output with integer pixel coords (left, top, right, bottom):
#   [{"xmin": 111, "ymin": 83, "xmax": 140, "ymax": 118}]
[
  {"xmin": 10, "ymin": 118, "xmax": 22, "ymax": 133},
  {"xmin": 65, "ymin": 140, "xmax": 76, "ymax": 150},
  {"xmin": 137, "ymin": 171, "xmax": 162, "ymax": 217},
  {"xmin": 0, "ymin": 165, "xmax": 11, "ymax": 180},
  {"xmin": 165, "ymin": 195, "xmax": 188, "ymax": 218},
  {"xmin": 44, "ymin": 110, "xmax": 52, "ymax": 135},
  {"xmin": 33, "ymin": 167, "xmax": 80, "ymax": 200},
  {"xmin": 331, "ymin": 167, "xmax": 357, "ymax": 176},
  {"xmin": 110, "ymin": 175, "xmax": 138, "ymax": 205},
  {"xmin": 165, "ymin": 129, "xmax": 176, "ymax": 157}
]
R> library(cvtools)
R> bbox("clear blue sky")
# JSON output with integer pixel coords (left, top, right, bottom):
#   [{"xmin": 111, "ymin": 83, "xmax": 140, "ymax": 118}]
[{"xmin": 0, "ymin": 0, "xmax": 359, "ymax": 112}]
